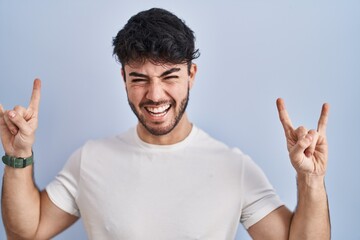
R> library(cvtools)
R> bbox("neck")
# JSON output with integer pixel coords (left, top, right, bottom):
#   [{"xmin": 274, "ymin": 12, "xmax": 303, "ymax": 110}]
[{"xmin": 136, "ymin": 114, "xmax": 193, "ymax": 145}]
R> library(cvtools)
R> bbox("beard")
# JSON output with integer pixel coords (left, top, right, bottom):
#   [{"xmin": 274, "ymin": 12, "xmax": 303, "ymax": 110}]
[{"xmin": 128, "ymin": 88, "xmax": 190, "ymax": 136}]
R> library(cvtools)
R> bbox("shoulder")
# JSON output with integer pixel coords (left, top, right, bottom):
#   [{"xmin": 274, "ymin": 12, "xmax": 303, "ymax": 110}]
[
  {"xmin": 192, "ymin": 126, "xmax": 252, "ymax": 166},
  {"xmin": 194, "ymin": 126, "xmax": 246, "ymax": 154},
  {"xmin": 82, "ymin": 127, "xmax": 136, "ymax": 152}
]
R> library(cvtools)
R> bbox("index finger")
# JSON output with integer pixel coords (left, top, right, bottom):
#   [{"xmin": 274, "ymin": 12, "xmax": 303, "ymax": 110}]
[
  {"xmin": 317, "ymin": 103, "xmax": 330, "ymax": 135},
  {"xmin": 276, "ymin": 98, "xmax": 294, "ymax": 133},
  {"xmin": 27, "ymin": 78, "xmax": 41, "ymax": 113}
]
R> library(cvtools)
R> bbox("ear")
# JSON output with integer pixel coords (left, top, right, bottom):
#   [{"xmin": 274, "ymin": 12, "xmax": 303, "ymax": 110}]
[
  {"xmin": 188, "ymin": 63, "xmax": 197, "ymax": 89},
  {"xmin": 121, "ymin": 68, "xmax": 126, "ymax": 82}
]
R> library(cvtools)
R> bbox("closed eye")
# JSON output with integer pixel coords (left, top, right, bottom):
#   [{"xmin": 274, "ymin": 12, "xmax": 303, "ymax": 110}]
[
  {"xmin": 163, "ymin": 75, "xmax": 179, "ymax": 80},
  {"xmin": 131, "ymin": 78, "xmax": 148, "ymax": 83}
]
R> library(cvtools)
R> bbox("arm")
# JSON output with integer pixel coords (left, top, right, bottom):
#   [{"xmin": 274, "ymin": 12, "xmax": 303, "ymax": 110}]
[
  {"xmin": 247, "ymin": 98, "xmax": 330, "ymax": 239},
  {"xmin": 1, "ymin": 79, "xmax": 78, "ymax": 239},
  {"xmin": 290, "ymin": 173, "xmax": 330, "ymax": 239},
  {"xmin": 278, "ymin": 99, "xmax": 331, "ymax": 239}
]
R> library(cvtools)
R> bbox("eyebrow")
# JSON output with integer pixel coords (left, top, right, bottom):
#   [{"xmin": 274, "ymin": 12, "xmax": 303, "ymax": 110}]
[
  {"xmin": 160, "ymin": 68, "xmax": 181, "ymax": 77},
  {"xmin": 128, "ymin": 68, "xmax": 181, "ymax": 78}
]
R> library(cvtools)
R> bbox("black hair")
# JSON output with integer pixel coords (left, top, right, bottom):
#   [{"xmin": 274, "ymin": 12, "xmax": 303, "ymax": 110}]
[{"xmin": 112, "ymin": 8, "xmax": 200, "ymax": 71}]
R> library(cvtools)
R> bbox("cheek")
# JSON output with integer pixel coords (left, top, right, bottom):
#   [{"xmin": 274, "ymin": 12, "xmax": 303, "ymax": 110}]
[
  {"xmin": 127, "ymin": 87, "xmax": 144, "ymax": 101},
  {"xmin": 171, "ymin": 84, "xmax": 189, "ymax": 97}
]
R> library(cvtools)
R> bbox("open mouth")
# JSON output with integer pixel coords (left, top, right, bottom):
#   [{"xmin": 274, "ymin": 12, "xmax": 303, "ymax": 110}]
[{"xmin": 145, "ymin": 104, "xmax": 171, "ymax": 117}]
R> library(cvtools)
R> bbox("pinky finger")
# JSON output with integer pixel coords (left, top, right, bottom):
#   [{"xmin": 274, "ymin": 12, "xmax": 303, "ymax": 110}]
[
  {"xmin": 0, "ymin": 104, "xmax": 4, "ymax": 118},
  {"xmin": 317, "ymin": 103, "xmax": 330, "ymax": 135}
]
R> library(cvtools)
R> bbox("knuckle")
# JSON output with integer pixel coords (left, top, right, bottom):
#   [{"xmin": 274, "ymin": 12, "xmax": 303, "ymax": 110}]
[
  {"xmin": 14, "ymin": 105, "xmax": 26, "ymax": 115},
  {"xmin": 6, "ymin": 119, "xmax": 16, "ymax": 129},
  {"xmin": 308, "ymin": 129, "xmax": 317, "ymax": 134},
  {"xmin": 295, "ymin": 126, "xmax": 307, "ymax": 136},
  {"xmin": 298, "ymin": 126, "xmax": 307, "ymax": 132},
  {"xmin": 3, "ymin": 113, "xmax": 11, "ymax": 123},
  {"xmin": 14, "ymin": 105, "xmax": 24, "ymax": 112},
  {"xmin": 308, "ymin": 130, "xmax": 319, "ymax": 139},
  {"xmin": 10, "ymin": 127, "xmax": 18, "ymax": 135}
]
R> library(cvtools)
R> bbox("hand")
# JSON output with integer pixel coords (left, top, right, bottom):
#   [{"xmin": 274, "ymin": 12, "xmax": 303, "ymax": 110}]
[
  {"xmin": 0, "ymin": 79, "xmax": 41, "ymax": 157},
  {"xmin": 276, "ymin": 98, "xmax": 330, "ymax": 177}
]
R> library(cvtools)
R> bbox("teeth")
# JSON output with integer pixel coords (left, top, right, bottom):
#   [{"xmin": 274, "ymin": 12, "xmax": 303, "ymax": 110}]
[{"xmin": 146, "ymin": 104, "xmax": 170, "ymax": 114}]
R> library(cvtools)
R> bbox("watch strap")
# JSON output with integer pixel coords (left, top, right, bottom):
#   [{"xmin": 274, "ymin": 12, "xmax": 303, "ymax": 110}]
[{"xmin": 2, "ymin": 153, "xmax": 34, "ymax": 168}]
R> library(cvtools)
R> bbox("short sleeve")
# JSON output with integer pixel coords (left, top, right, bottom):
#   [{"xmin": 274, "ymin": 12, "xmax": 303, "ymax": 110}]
[
  {"xmin": 240, "ymin": 156, "xmax": 283, "ymax": 229},
  {"xmin": 46, "ymin": 148, "xmax": 82, "ymax": 217}
]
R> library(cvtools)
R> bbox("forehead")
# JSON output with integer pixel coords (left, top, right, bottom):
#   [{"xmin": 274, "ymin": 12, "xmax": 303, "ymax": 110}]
[{"xmin": 124, "ymin": 61, "xmax": 187, "ymax": 76}]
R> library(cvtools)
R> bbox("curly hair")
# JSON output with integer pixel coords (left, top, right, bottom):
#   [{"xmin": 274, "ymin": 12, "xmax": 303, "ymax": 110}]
[{"xmin": 112, "ymin": 8, "xmax": 200, "ymax": 72}]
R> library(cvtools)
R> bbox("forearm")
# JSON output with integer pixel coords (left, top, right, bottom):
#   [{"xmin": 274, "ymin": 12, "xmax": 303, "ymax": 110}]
[
  {"xmin": 2, "ymin": 165, "xmax": 41, "ymax": 239},
  {"xmin": 289, "ymin": 174, "xmax": 331, "ymax": 240}
]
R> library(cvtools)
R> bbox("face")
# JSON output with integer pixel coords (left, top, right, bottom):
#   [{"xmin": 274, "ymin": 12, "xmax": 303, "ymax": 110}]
[{"xmin": 123, "ymin": 61, "xmax": 196, "ymax": 137}]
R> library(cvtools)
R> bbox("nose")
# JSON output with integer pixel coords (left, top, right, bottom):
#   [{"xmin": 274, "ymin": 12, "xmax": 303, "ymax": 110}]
[{"xmin": 146, "ymin": 80, "xmax": 164, "ymax": 102}]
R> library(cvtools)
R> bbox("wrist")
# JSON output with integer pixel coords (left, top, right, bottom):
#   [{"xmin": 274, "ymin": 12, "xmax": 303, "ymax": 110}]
[
  {"xmin": 296, "ymin": 174, "xmax": 328, "ymax": 208},
  {"xmin": 2, "ymin": 152, "xmax": 34, "ymax": 168},
  {"xmin": 297, "ymin": 173, "xmax": 326, "ymax": 190},
  {"xmin": 6, "ymin": 149, "xmax": 33, "ymax": 159}
]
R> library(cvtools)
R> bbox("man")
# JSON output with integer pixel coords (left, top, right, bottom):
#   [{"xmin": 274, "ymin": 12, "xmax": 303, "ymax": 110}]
[{"xmin": 0, "ymin": 8, "xmax": 330, "ymax": 239}]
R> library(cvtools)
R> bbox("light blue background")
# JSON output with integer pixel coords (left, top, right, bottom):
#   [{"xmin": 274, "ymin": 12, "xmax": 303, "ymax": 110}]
[{"xmin": 1, "ymin": 1, "xmax": 359, "ymax": 239}]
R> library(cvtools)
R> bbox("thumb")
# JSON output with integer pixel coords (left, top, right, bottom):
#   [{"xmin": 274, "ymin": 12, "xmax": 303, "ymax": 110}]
[
  {"xmin": 304, "ymin": 130, "xmax": 319, "ymax": 157},
  {"xmin": 7, "ymin": 110, "xmax": 32, "ymax": 136},
  {"xmin": 289, "ymin": 132, "xmax": 314, "ymax": 160}
]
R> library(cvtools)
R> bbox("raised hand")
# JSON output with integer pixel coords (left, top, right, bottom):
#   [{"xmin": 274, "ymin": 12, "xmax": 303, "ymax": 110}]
[
  {"xmin": 276, "ymin": 98, "xmax": 330, "ymax": 177},
  {"xmin": 0, "ymin": 79, "xmax": 41, "ymax": 157}
]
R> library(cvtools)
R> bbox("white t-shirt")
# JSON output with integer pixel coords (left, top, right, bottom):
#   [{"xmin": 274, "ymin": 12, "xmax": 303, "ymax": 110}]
[{"xmin": 46, "ymin": 126, "xmax": 283, "ymax": 240}]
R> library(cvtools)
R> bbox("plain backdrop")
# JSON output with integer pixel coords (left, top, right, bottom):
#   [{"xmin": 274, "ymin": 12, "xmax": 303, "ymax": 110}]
[{"xmin": 1, "ymin": 1, "xmax": 359, "ymax": 239}]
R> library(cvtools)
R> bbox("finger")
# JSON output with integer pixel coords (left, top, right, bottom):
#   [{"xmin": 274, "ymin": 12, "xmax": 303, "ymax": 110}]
[
  {"xmin": 276, "ymin": 98, "xmax": 294, "ymax": 134},
  {"xmin": 317, "ymin": 103, "xmax": 330, "ymax": 135},
  {"xmin": 289, "ymin": 132, "xmax": 313, "ymax": 160},
  {"xmin": 6, "ymin": 110, "xmax": 32, "ymax": 135},
  {"xmin": 3, "ymin": 111, "xmax": 19, "ymax": 135},
  {"xmin": 27, "ymin": 78, "xmax": 41, "ymax": 115},
  {"xmin": 14, "ymin": 105, "xmax": 33, "ymax": 123},
  {"xmin": 13, "ymin": 105, "xmax": 28, "ymax": 117},
  {"xmin": 0, "ymin": 104, "xmax": 4, "ymax": 118},
  {"xmin": 0, "ymin": 105, "xmax": 7, "ymax": 133},
  {"xmin": 304, "ymin": 129, "xmax": 319, "ymax": 157},
  {"xmin": 0, "ymin": 109, "xmax": 12, "ymax": 145},
  {"xmin": 2, "ymin": 106, "xmax": 28, "ymax": 135},
  {"xmin": 294, "ymin": 126, "xmax": 308, "ymax": 139}
]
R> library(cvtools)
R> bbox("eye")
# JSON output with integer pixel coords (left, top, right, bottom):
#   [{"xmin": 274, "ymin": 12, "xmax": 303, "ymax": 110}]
[
  {"xmin": 163, "ymin": 75, "xmax": 179, "ymax": 80},
  {"xmin": 131, "ymin": 78, "xmax": 148, "ymax": 84}
]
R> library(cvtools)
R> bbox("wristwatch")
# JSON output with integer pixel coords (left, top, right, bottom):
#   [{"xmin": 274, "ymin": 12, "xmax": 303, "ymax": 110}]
[{"xmin": 2, "ymin": 153, "xmax": 34, "ymax": 168}]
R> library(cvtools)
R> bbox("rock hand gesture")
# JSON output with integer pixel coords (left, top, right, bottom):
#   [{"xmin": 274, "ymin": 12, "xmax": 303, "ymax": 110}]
[
  {"xmin": 275, "ymin": 98, "xmax": 331, "ymax": 239},
  {"xmin": 276, "ymin": 98, "xmax": 330, "ymax": 178},
  {"xmin": 0, "ymin": 79, "xmax": 41, "ymax": 158}
]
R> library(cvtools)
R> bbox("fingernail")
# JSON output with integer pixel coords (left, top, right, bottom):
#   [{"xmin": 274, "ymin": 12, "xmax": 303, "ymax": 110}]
[{"xmin": 9, "ymin": 111, "xmax": 16, "ymax": 118}]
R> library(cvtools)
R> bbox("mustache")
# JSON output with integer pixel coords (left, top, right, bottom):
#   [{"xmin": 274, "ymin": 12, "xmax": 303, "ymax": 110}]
[{"xmin": 139, "ymin": 100, "xmax": 174, "ymax": 107}]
